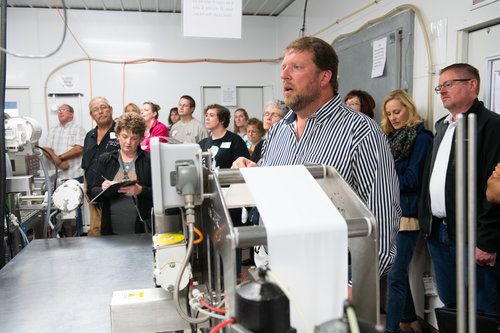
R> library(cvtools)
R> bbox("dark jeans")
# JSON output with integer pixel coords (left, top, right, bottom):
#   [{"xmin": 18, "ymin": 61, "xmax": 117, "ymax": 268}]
[
  {"xmin": 386, "ymin": 231, "xmax": 420, "ymax": 332},
  {"xmin": 427, "ymin": 218, "xmax": 496, "ymax": 313}
]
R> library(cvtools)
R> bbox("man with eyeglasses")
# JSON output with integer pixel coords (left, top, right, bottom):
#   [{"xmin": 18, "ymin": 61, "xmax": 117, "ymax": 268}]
[
  {"xmin": 419, "ymin": 63, "xmax": 500, "ymax": 314},
  {"xmin": 170, "ymin": 95, "xmax": 208, "ymax": 143},
  {"xmin": 43, "ymin": 104, "xmax": 86, "ymax": 235},
  {"xmin": 81, "ymin": 96, "xmax": 120, "ymax": 236},
  {"xmin": 262, "ymin": 99, "xmax": 289, "ymax": 131}
]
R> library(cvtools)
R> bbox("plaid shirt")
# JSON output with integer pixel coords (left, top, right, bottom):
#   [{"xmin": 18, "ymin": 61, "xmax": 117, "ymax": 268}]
[{"xmin": 46, "ymin": 120, "xmax": 86, "ymax": 179}]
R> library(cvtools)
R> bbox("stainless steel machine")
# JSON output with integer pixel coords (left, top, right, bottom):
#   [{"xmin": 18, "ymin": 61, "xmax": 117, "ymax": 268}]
[
  {"xmin": 3, "ymin": 116, "xmax": 84, "ymax": 259},
  {"xmin": 109, "ymin": 138, "xmax": 383, "ymax": 333}
]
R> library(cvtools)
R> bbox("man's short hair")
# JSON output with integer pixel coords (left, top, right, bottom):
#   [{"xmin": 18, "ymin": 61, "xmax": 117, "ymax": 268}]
[
  {"xmin": 115, "ymin": 112, "xmax": 146, "ymax": 137},
  {"xmin": 60, "ymin": 104, "xmax": 74, "ymax": 113},
  {"xmin": 205, "ymin": 104, "xmax": 230, "ymax": 128},
  {"xmin": 284, "ymin": 36, "xmax": 339, "ymax": 94},
  {"xmin": 180, "ymin": 95, "xmax": 196, "ymax": 109},
  {"xmin": 440, "ymin": 63, "xmax": 480, "ymax": 95},
  {"xmin": 264, "ymin": 99, "xmax": 290, "ymax": 117},
  {"xmin": 88, "ymin": 96, "xmax": 111, "ymax": 113}
]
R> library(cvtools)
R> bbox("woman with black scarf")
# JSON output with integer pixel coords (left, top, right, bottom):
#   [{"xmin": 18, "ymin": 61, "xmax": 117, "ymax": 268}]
[{"xmin": 382, "ymin": 89, "xmax": 433, "ymax": 333}]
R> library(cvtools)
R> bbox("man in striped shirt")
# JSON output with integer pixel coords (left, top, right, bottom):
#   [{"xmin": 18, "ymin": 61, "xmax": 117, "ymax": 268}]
[{"xmin": 233, "ymin": 37, "xmax": 401, "ymax": 277}]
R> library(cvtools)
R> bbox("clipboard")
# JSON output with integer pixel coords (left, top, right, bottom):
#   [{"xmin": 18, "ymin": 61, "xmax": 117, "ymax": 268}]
[{"xmin": 90, "ymin": 180, "xmax": 137, "ymax": 203}]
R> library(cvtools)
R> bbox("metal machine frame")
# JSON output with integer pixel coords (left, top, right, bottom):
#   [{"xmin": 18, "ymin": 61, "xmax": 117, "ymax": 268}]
[{"xmin": 149, "ymin": 139, "xmax": 381, "ymax": 331}]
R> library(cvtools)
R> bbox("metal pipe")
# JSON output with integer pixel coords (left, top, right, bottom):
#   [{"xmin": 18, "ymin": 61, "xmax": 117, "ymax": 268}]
[
  {"xmin": 467, "ymin": 114, "xmax": 476, "ymax": 333},
  {"xmin": 0, "ymin": 0, "xmax": 8, "ymax": 269},
  {"xmin": 233, "ymin": 217, "xmax": 372, "ymax": 248},
  {"xmin": 455, "ymin": 114, "xmax": 466, "ymax": 333},
  {"xmin": 19, "ymin": 195, "xmax": 45, "ymax": 201},
  {"xmin": 217, "ymin": 164, "xmax": 326, "ymax": 185}
]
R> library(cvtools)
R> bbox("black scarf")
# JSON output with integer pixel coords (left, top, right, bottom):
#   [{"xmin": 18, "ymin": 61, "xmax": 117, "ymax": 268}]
[{"xmin": 388, "ymin": 124, "xmax": 419, "ymax": 162}]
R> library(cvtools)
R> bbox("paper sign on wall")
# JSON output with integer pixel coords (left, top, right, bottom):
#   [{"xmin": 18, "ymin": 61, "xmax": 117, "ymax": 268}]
[
  {"xmin": 371, "ymin": 37, "xmax": 387, "ymax": 78},
  {"xmin": 183, "ymin": 0, "xmax": 242, "ymax": 39},
  {"xmin": 56, "ymin": 75, "xmax": 79, "ymax": 89},
  {"xmin": 494, "ymin": 71, "xmax": 500, "ymax": 114},
  {"xmin": 221, "ymin": 86, "xmax": 237, "ymax": 106}
]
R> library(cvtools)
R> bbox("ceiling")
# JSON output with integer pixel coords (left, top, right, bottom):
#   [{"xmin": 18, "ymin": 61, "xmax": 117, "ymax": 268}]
[{"xmin": 6, "ymin": 0, "xmax": 296, "ymax": 16}]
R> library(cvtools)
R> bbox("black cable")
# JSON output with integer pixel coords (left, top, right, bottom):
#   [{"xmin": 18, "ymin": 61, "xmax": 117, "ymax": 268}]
[
  {"xmin": 1, "ymin": 0, "xmax": 9, "ymax": 269},
  {"xmin": 34, "ymin": 145, "xmax": 59, "ymax": 190},
  {"xmin": 0, "ymin": 0, "xmax": 68, "ymax": 59},
  {"xmin": 300, "ymin": 0, "xmax": 309, "ymax": 37}
]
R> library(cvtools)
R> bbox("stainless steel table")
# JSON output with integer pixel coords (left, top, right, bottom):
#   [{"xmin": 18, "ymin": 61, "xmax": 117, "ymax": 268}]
[{"xmin": 0, "ymin": 234, "xmax": 154, "ymax": 333}]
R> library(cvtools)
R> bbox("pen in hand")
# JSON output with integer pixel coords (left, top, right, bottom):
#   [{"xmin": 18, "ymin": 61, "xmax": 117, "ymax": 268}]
[{"xmin": 101, "ymin": 175, "xmax": 115, "ymax": 190}]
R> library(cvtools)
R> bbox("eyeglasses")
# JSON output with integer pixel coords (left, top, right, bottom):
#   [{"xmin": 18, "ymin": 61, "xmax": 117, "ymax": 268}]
[
  {"xmin": 434, "ymin": 79, "xmax": 471, "ymax": 94},
  {"xmin": 91, "ymin": 105, "xmax": 110, "ymax": 113},
  {"xmin": 346, "ymin": 102, "xmax": 360, "ymax": 108},
  {"xmin": 263, "ymin": 112, "xmax": 282, "ymax": 119},
  {"xmin": 58, "ymin": 109, "xmax": 71, "ymax": 113}
]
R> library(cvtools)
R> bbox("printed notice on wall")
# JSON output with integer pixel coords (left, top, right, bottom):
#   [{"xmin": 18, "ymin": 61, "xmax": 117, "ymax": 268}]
[
  {"xmin": 221, "ymin": 86, "xmax": 237, "ymax": 106},
  {"xmin": 57, "ymin": 75, "xmax": 79, "ymax": 89},
  {"xmin": 493, "ymin": 71, "xmax": 500, "ymax": 114},
  {"xmin": 183, "ymin": 0, "xmax": 242, "ymax": 39},
  {"xmin": 371, "ymin": 37, "xmax": 387, "ymax": 78}
]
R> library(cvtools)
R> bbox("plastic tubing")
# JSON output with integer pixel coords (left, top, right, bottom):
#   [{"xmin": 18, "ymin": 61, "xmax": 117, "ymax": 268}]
[
  {"xmin": 34, "ymin": 148, "xmax": 53, "ymax": 238},
  {"xmin": 209, "ymin": 318, "xmax": 235, "ymax": 333},
  {"xmin": 193, "ymin": 305, "xmax": 226, "ymax": 320},
  {"xmin": 266, "ymin": 269, "xmax": 314, "ymax": 333},
  {"xmin": 173, "ymin": 222, "xmax": 209, "ymax": 324},
  {"xmin": 200, "ymin": 298, "xmax": 226, "ymax": 314}
]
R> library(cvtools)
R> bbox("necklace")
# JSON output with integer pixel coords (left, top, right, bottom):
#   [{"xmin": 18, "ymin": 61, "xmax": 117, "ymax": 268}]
[
  {"xmin": 119, "ymin": 150, "xmax": 136, "ymax": 177},
  {"xmin": 123, "ymin": 160, "xmax": 134, "ymax": 171}
]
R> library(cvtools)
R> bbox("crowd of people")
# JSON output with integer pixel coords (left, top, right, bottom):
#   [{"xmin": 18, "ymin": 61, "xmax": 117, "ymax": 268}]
[{"xmin": 39, "ymin": 35, "xmax": 500, "ymax": 333}]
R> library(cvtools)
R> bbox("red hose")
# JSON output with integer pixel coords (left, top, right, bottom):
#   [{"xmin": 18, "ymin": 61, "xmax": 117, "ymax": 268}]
[
  {"xmin": 209, "ymin": 318, "xmax": 235, "ymax": 333},
  {"xmin": 200, "ymin": 298, "xmax": 226, "ymax": 314}
]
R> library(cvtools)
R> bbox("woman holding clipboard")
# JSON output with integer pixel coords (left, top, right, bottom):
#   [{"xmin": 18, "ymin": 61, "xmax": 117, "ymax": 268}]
[{"xmin": 89, "ymin": 112, "xmax": 153, "ymax": 235}]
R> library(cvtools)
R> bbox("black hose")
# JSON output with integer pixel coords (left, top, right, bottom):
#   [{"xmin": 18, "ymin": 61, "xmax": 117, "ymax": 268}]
[{"xmin": 1, "ymin": 0, "xmax": 9, "ymax": 269}]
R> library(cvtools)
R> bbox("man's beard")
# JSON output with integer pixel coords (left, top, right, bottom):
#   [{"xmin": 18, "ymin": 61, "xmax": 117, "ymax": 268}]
[{"xmin": 285, "ymin": 88, "xmax": 320, "ymax": 112}]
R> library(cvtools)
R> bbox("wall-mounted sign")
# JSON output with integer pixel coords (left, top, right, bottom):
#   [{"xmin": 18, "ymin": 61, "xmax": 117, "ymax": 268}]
[{"xmin": 183, "ymin": 0, "xmax": 242, "ymax": 39}]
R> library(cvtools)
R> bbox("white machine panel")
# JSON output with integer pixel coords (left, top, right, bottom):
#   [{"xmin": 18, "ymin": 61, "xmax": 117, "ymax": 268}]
[{"xmin": 149, "ymin": 139, "xmax": 203, "ymax": 214}]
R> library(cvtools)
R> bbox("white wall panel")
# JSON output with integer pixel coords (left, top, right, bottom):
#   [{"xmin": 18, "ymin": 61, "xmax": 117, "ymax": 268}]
[
  {"xmin": 279, "ymin": 0, "xmax": 500, "ymax": 127},
  {"xmin": 6, "ymin": 8, "xmax": 282, "ymax": 135}
]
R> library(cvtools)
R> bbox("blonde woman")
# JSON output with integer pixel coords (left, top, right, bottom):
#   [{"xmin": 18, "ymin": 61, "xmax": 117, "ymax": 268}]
[{"xmin": 382, "ymin": 89, "xmax": 432, "ymax": 333}]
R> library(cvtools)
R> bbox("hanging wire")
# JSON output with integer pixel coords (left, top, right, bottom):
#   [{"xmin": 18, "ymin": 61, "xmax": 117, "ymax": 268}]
[
  {"xmin": 0, "ymin": 0, "xmax": 68, "ymax": 58},
  {"xmin": 299, "ymin": 0, "xmax": 308, "ymax": 37}
]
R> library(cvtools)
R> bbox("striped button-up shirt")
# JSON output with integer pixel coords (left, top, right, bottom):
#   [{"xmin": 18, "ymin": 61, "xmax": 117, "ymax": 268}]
[
  {"xmin": 46, "ymin": 120, "xmax": 86, "ymax": 179},
  {"xmin": 260, "ymin": 94, "xmax": 401, "ymax": 276}
]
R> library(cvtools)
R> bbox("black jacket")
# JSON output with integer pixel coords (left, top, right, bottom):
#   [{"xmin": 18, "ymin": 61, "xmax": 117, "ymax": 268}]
[
  {"xmin": 419, "ymin": 99, "xmax": 500, "ymax": 253},
  {"xmin": 89, "ymin": 149, "xmax": 153, "ymax": 235}
]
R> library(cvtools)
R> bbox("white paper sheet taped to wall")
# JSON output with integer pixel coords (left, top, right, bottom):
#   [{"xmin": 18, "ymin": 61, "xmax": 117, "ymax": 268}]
[{"xmin": 240, "ymin": 165, "xmax": 348, "ymax": 332}]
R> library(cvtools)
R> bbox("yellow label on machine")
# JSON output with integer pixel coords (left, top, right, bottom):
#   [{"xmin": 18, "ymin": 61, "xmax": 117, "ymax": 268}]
[
  {"xmin": 157, "ymin": 234, "xmax": 184, "ymax": 245},
  {"xmin": 127, "ymin": 292, "xmax": 144, "ymax": 298}
]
